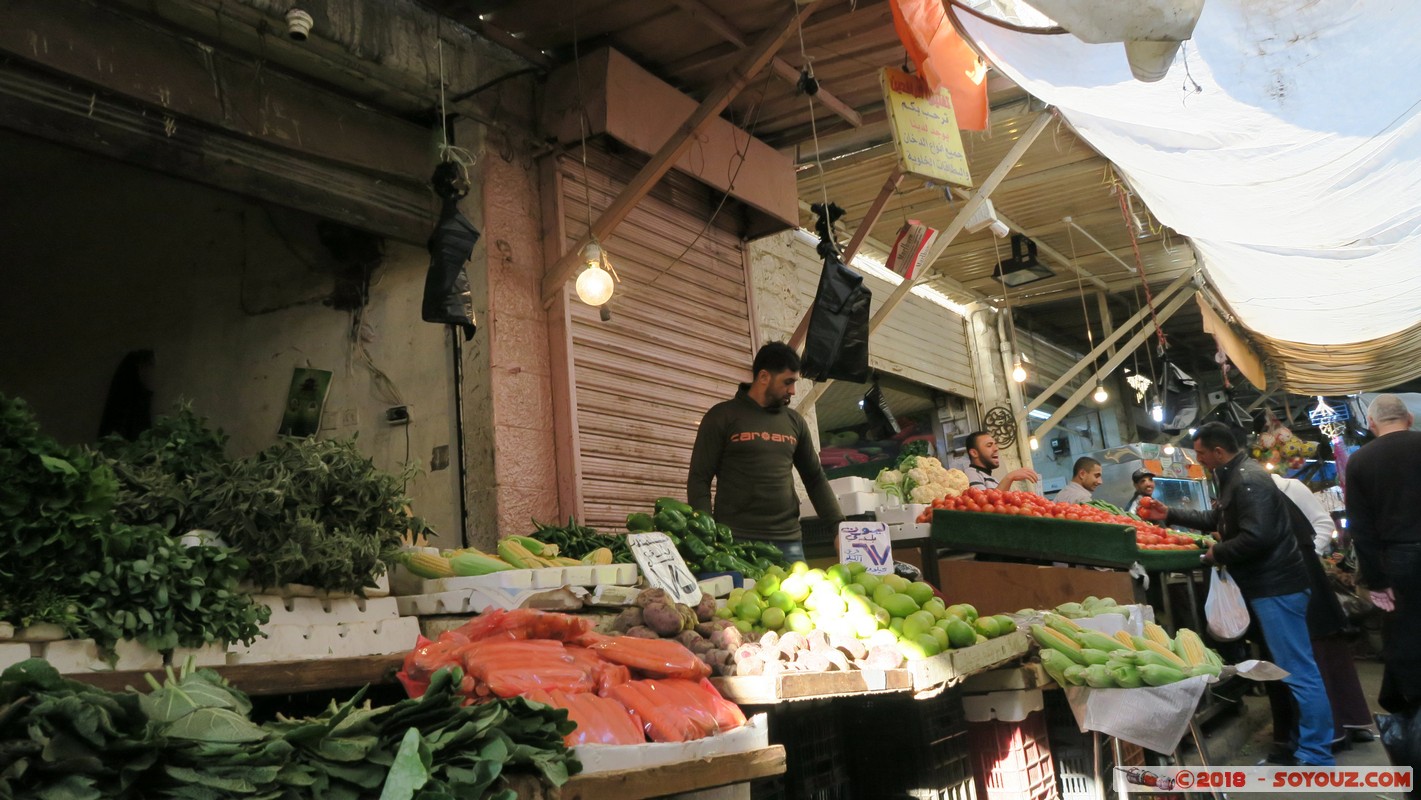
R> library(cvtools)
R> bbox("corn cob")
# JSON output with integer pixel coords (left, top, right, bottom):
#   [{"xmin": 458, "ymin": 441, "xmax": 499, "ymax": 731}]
[
  {"xmin": 450, "ymin": 552, "xmax": 514, "ymax": 576},
  {"xmin": 1174, "ymin": 628, "xmax": 1210, "ymax": 667},
  {"xmin": 1131, "ymin": 636, "xmax": 1189, "ymax": 669},
  {"xmin": 1113, "ymin": 630, "xmax": 1138, "ymax": 650},
  {"xmin": 1139, "ymin": 663, "xmax": 1186, "ymax": 686},
  {"xmin": 1077, "ymin": 631, "xmax": 1126, "ymax": 653},
  {"xmin": 1144, "ymin": 622, "xmax": 1172, "ymax": 647},
  {"xmin": 1031, "ymin": 624, "xmax": 1088, "ymax": 665},
  {"xmin": 552, "ymin": 556, "xmax": 583, "ymax": 567},
  {"xmin": 403, "ymin": 551, "xmax": 455, "ymax": 579},
  {"xmin": 497, "ymin": 538, "xmax": 539, "ymax": 569},
  {"xmin": 1043, "ymin": 612, "xmax": 1084, "ymax": 633},
  {"xmin": 581, "ymin": 547, "xmax": 614, "ymax": 566}
]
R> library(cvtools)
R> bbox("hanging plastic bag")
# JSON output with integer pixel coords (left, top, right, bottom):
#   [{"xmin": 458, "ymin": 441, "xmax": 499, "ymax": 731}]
[
  {"xmin": 1378, "ymin": 709, "xmax": 1421, "ymax": 780},
  {"xmin": 1205, "ymin": 567, "xmax": 1250, "ymax": 641}
]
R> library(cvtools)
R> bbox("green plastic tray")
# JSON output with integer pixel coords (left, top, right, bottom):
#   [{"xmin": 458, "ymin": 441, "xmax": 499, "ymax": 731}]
[{"xmin": 928, "ymin": 509, "xmax": 1205, "ymax": 572}]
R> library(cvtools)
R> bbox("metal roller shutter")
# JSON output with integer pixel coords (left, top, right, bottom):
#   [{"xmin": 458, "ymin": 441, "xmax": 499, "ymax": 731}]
[{"xmin": 559, "ymin": 148, "xmax": 755, "ymax": 531}]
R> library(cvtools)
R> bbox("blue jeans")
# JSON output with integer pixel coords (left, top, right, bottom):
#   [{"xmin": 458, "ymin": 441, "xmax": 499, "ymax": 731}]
[{"xmin": 1252, "ymin": 591, "xmax": 1336, "ymax": 766}]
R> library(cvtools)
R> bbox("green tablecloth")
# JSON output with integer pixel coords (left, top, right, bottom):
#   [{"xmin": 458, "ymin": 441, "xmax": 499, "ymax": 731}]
[{"xmin": 928, "ymin": 509, "xmax": 1205, "ymax": 572}]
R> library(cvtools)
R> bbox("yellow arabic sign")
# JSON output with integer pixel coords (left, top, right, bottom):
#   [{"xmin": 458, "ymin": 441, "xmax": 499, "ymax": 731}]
[{"xmin": 881, "ymin": 67, "xmax": 972, "ymax": 187}]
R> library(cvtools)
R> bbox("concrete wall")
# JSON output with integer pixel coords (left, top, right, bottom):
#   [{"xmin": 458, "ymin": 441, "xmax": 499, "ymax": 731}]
[{"xmin": 0, "ymin": 129, "xmax": 462, "ymax": 541}]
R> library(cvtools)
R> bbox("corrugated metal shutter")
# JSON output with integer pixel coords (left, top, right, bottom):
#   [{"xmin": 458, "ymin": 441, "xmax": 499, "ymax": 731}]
[
  {"xmin": 559, "ymin": 149, "xmax": 755, "ymax": 531},
  {"xmin": 782, "ymin": 234, "xmax": 976, "ymax": 397}
]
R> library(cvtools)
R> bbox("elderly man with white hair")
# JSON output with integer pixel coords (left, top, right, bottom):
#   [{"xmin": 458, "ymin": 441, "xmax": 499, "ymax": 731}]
[{"xmin": 1345, "ymin": 394, "xmax": 1421, "ymax": 739}]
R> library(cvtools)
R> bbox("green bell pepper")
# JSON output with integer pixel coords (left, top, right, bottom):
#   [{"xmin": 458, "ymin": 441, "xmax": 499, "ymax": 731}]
[
  {"xmin": 654, "ymin": 497, "xmax": 694, "ymax": 516},
  {"xmin": 625, "ymin": 512, "xmax": 654, "ymax": 533},
  {"xmin": 653, "ymin": 509, "xmax": 689, "ymax": 535}
]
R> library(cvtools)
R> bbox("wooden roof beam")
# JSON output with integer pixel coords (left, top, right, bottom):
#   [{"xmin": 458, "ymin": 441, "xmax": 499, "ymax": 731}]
[
  {"xmin": 540, "ymin": 0, "xmax": 826, "ymax": 305},
  {"xmin": 465, "ymin": 18, "xmax": 556, "ymax": 70},
  {"xmin": 670, "ymin": 0, "xmax": 863, "ymax": 128}
]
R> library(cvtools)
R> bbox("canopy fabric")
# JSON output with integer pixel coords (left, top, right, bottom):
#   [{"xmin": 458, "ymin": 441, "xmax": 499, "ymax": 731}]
[{"xmin": 951, "ymin": 1, "xmax": 1421, "ymax": 392}]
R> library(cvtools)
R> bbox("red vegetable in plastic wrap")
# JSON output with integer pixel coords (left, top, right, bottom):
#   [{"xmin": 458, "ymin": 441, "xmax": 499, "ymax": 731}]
[
  {"xmin": 452, "ymin": 608, "xmax": 593, "ymax": 642},
  {"xmin": 605, "ymin": 679, "xmax": 745, "ymax": 743},
  {"xmin": 578, "ymin": 634, "xmax": 712, "ymax": 680},
  {"xmin": 525, "ymin": 688, "xmax": 646, "ymax": 746},
  {"xmin": 458, "ymin": 637, "xmax": 594, "ymax": 698},
  {"xmin": 564, "ymin": 645, "xmax": 631, "ymax": 694}
]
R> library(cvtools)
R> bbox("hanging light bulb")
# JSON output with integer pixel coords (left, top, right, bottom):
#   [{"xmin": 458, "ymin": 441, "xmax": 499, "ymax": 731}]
[
  {"xmin": 1150, "ymin": 402, "xmax": 1165, "ymax": 423},
  {"xmin": 576, "ymin": 242, "xmax": 616, "ymax": 306},
  {"xmin": 1029, "ymin": 436, "xmax": 1039, "ymax": 451},
  {"xmin": 1265, "ymin": 461, "xmax": 1276, "ymax": 471},
  {"xmin": 1163, "ymin": 442, "xmax": 1176, "ymax": 455},
  {"xmin": 1011, "ymin": 357, "xmax": 1028, "ymax": 384},
  {"xmin": 1093, "ymin": 382, "xmax": 1109, "ymax": 404}
]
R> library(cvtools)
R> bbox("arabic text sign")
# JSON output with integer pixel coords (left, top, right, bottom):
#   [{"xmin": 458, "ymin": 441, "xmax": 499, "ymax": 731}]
[
  {"xmin": 881, "ymin": 67, "xmax": 972, "ymax": 187},
  {"xmin": 838, "ymin": 521, "xmax": 894, "ymax": 576},
  {"xmin": 628, "ymin": 532, "xmax": 703, "ymax": 605}
]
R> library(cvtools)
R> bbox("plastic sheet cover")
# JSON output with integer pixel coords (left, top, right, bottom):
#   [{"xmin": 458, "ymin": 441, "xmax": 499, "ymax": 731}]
[{"xmin": 953, "ymin": 1, "xmax": 1421, "ymax": 387}]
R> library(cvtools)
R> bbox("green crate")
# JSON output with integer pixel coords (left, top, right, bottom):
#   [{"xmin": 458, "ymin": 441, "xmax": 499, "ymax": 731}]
[{"xmin": 928, "ymin": 510, "xmax": 1205, "ymax": 572}]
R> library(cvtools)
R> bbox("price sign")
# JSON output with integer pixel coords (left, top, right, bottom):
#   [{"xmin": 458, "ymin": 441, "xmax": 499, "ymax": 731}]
[
  {"xmin": 628, "ymin": 532, "xmax": 703, "ymax": 605},
  {"xmin": 838, "ymin": 521, "xmax": 894, "ymax": 576}
]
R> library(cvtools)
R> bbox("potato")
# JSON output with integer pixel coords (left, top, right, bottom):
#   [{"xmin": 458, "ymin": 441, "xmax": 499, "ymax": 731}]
[
  {"xmin": 635, "ymin": 587, "xmax": 672, "ymax": 609},
  {"xmin": 642, "ymin": 602, "xmax": 686, "ymax": 637},
  {"xmin": 711, "ymin": 626, "xmax": 746, "ymax": 652},
  {"xmin": 611, "ymin": 607, "xmax": 644, "ymax": 633},
  {"xmin": 625, "ymin": 626, "xmax": 661, "ymax": 639},
  {"xmin": 694, "ymin": 593, "xmax": 717, "ymax": 622}
]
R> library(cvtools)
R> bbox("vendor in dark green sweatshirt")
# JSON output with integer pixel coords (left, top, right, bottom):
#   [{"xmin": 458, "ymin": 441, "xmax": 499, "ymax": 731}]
[{"xmin": 687, "ymin": 342, "xmax": 843, "ymax": 563}]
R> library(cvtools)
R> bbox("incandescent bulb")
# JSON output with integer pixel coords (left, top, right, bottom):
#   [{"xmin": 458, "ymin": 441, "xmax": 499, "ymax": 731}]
[
  {"xmin": 1265, "ymin": 461, "xmax": 1276, "ymax": 471},
  {"xmin": 1029, "ymin": 436, "xmax": 1039, "ymax": 451},
  {"xmin": 576, "ymin": 264, "xmax": 614, "ymax": 306},
  {"xmin": 1093, "ymin": 383, "xmax": 1109, "ymax": 404},
  {"xmin": 1012, "ymin": 361, "xmax": 1027, "ymax": 383},
  {"xmin": 1150, "ymin": 403, "xmax": 1164, "ymax": 423},
  {"xmin": 1163, "ymin": 443, "xmax": 1176, "ymax": 455}
]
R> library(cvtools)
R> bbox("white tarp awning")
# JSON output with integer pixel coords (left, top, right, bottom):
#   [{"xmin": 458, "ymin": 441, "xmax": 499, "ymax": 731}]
[{"xmin": 952, "ymin": 1, "xmax": 1421, "ymax": 390}]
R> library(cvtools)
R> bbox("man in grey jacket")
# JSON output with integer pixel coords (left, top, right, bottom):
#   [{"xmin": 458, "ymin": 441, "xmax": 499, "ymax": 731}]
[{"xmin": 1139, "ymin": 422, "xmax": 1334, "ymax": 766}]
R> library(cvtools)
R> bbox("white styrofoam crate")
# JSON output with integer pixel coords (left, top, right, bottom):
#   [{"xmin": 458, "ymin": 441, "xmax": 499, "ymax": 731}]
[
  {"xmin": 171, "ymin": 644, "xmax": 228, "ymax": 668},
  {"xmin": 112, "ymin": 639, "xmax": 164, "ymax": 671},
  {"xmin": 394, "ymin": 564, "xmax": 638, "ymax": 597},
  {"xmin": 837, "ymin": 491, "xmax": 885, "ymax": 516},
  {"xmin": 698, "ymin": 575, "xmax": 735, "ymax": 598},
  {"xmin": 255, "ymin": 595, "xmax": 400, "ymax": 626},
  {"xmin": 828, "ymin": 476, "xmax": 877, "ymax": 495},
  {"xmin": 963, "ymin": 688, "xmax": 1044, "ymax": 723},
  {"xmin": 396, "ymin": 585, "xmax": 585, "ymax": 617},
  {"xmin": 0, "ymin": 642, "xmax": 35, "ymax": 671},
  {"xmin": 573, "ymin": 713, "xmax": 769, "ymax": 775},
  {"xmin": 43, "ymin": 639, "xmax": 105, "ymax": 673},
  {"xmin": 877, "ymin": 504, "xmax": 928, "ymax": 525},
  {"xmin": 889, "ymin": 522, "xmax": 932, "ymax": 542}
]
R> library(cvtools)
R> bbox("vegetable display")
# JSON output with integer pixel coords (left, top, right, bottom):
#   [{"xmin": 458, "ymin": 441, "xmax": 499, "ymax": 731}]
[
  {"xmin": 0, "ymin": 396, "xmax": 267, "ymax": 652},
  {"xmin": 399, "ymin": 535, "xmax": 617, "ymax": 580},
  {"xmin": 0, "ymin": 657, "xmax": 578, "ymax": 800},
  {"xmin": 718, "ymin": 561, "xmax": 1018, "ymax": 672},
  {"xmin": 400, "ymin": 609, "xmax": 747, "ymax": 744},
  {"xmin": 875, "ymin": 451, "xmax": 969, "ymax": 505},
  {"xmin": 1032, "ymin": 613, "xmax": 1222, "ymax": 689},
  {"xmin": 528, "ymin": 518, "xmax": 634, "ymax": 564},
  {"xmin": 917, "ymin": 488, "xmax": 1203, "ymax": 551},
  {"xmin": 626, "ymin": 498, "xmax": 786, "ymax": 579},
  {"xmin": 610, "ymin": 588, "xmax": 736, "ymax": 676}
]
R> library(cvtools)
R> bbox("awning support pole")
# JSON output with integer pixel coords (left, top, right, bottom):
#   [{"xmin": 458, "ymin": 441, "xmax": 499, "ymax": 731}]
[
  {"xmin": 792, "ymin": 112, "xmax": 1053, "ymax": 415},
  {"xmin": 1030, "ymin": 290, "xmax": 1194, "ymax": 441}
]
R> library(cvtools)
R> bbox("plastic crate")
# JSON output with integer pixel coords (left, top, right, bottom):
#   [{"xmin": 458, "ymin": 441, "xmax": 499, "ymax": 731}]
[
  {"xmin": 764, "ymin": 700, "xmax": 853, "ymax": 800},
  {"xmin": 840, "ymin": 689, "xmax": 976, "ymax": 800},
  {"xmin": 969, "ymin": 710, "xmax": 1059, "ymax": 800}
]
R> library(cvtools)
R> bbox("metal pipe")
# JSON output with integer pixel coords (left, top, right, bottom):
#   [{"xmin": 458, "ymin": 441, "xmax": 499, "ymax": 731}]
[{"xmin": 1065, "ymin": 216, "xmax": 1137, "ymax": 274}]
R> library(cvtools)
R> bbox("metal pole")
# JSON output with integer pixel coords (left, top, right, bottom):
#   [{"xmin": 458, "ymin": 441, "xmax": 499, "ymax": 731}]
[{"xmin": 450, "ymin": 326, "xmax": 470, "ymax": 548}]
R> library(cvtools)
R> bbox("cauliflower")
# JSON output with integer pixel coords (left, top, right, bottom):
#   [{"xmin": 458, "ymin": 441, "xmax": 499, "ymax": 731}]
[
  {"xmin": 910, "ymin": 484, "xmax": 945, "ymax": 504},
  {"xmin": 875, "ymin": 469, "xmax": 907, "ymax": 502},
  {"xmin": 942, "ymin": 468, "xmax": 969, "ymax": 496}
]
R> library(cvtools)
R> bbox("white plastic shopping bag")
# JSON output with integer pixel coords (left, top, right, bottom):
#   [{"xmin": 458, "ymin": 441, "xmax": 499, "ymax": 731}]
[{"xmin": 1205, "ymin": 567, "xmax": 1249, "ymax": 641}]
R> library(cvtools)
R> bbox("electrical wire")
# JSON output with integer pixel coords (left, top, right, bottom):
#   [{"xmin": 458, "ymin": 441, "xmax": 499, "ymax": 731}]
[
  {"xmin": 1116, "ymin": 188, "xmax": 1167, "ymax": 352},
  {"xmin": 1065, "ymin": 224, "xmax": 1100, "ymax": 377},
  {"xmin": 793, "ymin": 0, "xmax": 835, "ymax": 249}
]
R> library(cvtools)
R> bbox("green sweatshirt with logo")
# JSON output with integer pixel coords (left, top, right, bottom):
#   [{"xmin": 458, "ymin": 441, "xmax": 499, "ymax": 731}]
[{"xmin": 687, "ymin": 386, "xmax": 843, "ymax": 541}]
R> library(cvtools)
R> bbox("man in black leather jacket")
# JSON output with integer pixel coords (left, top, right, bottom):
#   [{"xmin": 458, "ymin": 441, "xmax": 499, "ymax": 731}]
[{"xmin": 1139, "ymin": 422, "xmax": 1335, "ymax": 766}]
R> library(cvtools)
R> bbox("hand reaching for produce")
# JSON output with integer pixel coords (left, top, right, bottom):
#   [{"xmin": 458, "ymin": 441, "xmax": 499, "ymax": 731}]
[
  {"xmin": 1370, "ymin": 589, "xmax": 1396, "ymax": 612},
  {"xmin": 1002, "ymin": 467, "xmax": 1041, "ymax": 485},
  {"xmin": 1135, "ymin": 496, "xmax": 1168, "ymax": 521}
]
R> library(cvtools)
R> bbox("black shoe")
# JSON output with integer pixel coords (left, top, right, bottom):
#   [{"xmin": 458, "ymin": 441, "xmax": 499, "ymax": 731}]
[
  {"xmin": 1332, "ymin": 737, "xmax": 1352, "ymax": 753},
  {"xmin": 1349, "ymin": 729, "xmax": 1377, "ymax": 743},
  {"xmin": 1259, "ymin": 751, "xmax": 1297, "ymax": 766}
]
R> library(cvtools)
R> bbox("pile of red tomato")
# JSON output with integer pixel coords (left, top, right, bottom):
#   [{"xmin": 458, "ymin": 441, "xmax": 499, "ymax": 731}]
[{"xmin": 914, "ymin": 488, "xmax": 1201, "ymax": 551}]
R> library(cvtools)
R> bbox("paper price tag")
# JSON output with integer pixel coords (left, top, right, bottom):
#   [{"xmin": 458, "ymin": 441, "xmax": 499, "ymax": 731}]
[
  {"xmin": 628, "ymin": 532, "xmax": 703, "ymax": 606},
  {"xmin": 838, "ymin": 521, "xmax": 893, "ymax": 575}
]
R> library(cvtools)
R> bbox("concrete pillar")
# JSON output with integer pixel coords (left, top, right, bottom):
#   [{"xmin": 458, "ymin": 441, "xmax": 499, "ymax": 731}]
[{"xmin": 966, "ymin": 306, "xmax": 1033, "ymax": 478}]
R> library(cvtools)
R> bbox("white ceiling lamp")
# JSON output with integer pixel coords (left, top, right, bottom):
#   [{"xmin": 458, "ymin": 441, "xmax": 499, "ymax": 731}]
[
  {"xmin": 1150, "ymin": 400, "xmax": 1165, "ymax": 423},
  {"xmin": 1018, "ymin": 0, "xmax": 1205, "ymax": 82},
  {"xmin": 575, "ymin": 241, "xmax": 618, "ymax": 307},
  {"xmin": 1029, "ymin": 435, "xmax": 1040, "ymax": 451},
  {"xmin": 965, "ymin": 199, "xmax": 1011, "ymax": 238},
  {"xmin": 1093, "ymin": 381, "xmax": 1109, "ymax": 404},
  {"xmin": 1011, "ymin": 353, "xmax": 1030, "ymax": 384}
]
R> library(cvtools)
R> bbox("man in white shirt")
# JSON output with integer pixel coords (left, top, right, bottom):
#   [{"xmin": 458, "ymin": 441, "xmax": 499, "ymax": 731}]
[
  {"xmin": 1054, "ymin": 457, "xmax": 1102, "ymax": 504},
  {"xmin": 1272, "ymin": 474, "xmax": 1336, "ymax": 556},
  {"xmin": 1126, "ymin": 469, "xmax": 1156, "ymax": 514},
  {"xmin": 962, "ymin": 430, "xmax": 1040, "ymax": 490}
]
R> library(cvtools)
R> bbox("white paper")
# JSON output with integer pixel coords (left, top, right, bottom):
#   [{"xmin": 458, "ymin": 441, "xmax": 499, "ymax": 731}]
[
  {"xmin": 838, "ymin": 521, "xmax": 894, "ymax": 575},
  {"xmin": 1064, "ymin": 675, "xmax": 1210, "ymax": 754},
  {"xmin": 628, "ymin": 532, "xmax": 702, "ymax": 605}
]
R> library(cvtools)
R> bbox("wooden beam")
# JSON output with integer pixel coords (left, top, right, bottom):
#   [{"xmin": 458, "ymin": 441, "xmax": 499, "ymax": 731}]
[
  {"xmin": 787, "ymin": 165, "xmax": 903, "ymax": 349},
  {"xmin": 1097, "ymin": 291, "xmax": 1116, "ymax": 358},
  {"xmin": 1065, "ymin": 217, "xmax": 1138, "ymax": 274},
  {"xmin": 794, "ymin": 113, "xmax": 1053, "ymax": 413},
  {"xmin": 465, "ymin": 18, "xmax": 556, "ymax": 70},
  {"xmin": 670, "ymin": 0, "xmax": 862, "ymax": 128},
  {"xmin": 1021, "ymin": 268, "xmax": 1198, "ymax": 416},
  {"xmin": 541, "ymin": 0, "xmax": 825, "ymax": 305},
  {"xmin": 1030, "ymin": 290, "xmax": 1194, "ymax": 441}
]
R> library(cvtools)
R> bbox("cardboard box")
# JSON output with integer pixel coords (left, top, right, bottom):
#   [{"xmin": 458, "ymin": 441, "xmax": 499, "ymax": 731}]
[{"xmin": 936, "ymin": 561, "xmax": 1139, "ymax": 616}]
